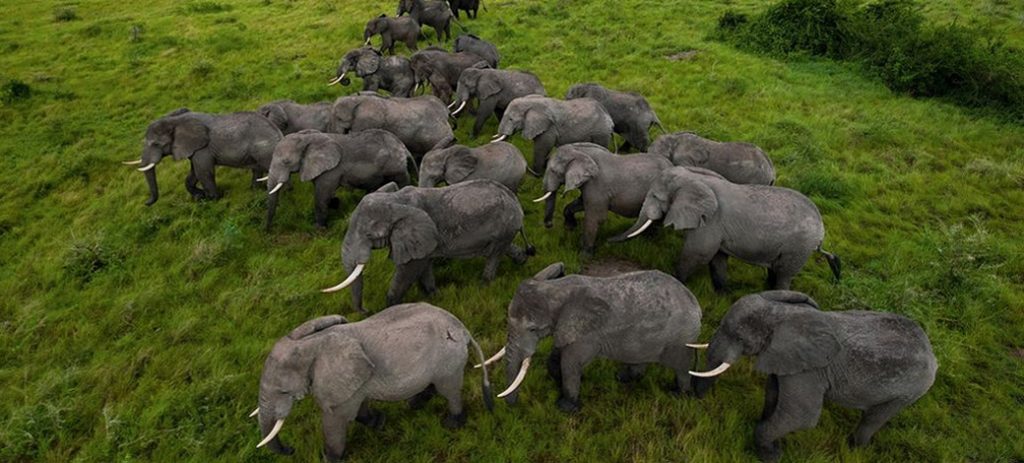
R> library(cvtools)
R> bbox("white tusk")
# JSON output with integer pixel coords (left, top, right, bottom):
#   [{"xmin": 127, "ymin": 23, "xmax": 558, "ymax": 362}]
[
  {"xmin": 626, "ymin": 219, "xmax": 653, "ymax": 239},
  {"xmin": 365, "ymin": 38, "xmax": 371, "ymax": 45},
  {"xmin": 328, "ymin": 73, "xmax": 346, "ymax": 86},
  {"xmin": 686, "ymin": 343, "xmax": 709, "ymax": 349},
  {"xmin": 268, "ymin": 183, "xmax": 284, "ymax": 195},
  {"xmin": 489, "ymin": 134, "xmax": 507, "ymax": 144},
  {"xmin": 496, "ymin": 356, "xmax": 531, "ymax": 398},
  {"xmin": 137, "ymin": 163, "xmax": 156, "ymax": 172},
  {"xmin": 447, "ymin": 100, "xmax": 458, "ymax": 109},
  {"xmin": 256, "ymin": 176, "xmax": 269, "ymax": 182},
  {"xmin": 532, "ymin": 192, "xmax": 553, "ymax": 203},
  {"xmin": 249, "ymin": 407, "xmax": 260, "ymax": 418},
  {"xmin": 321, "ymin": 264, "xmax": 365, "ymax": 293},
  {"xmin": 414, "ymin": 82, "xmax": 420, "ymax": 93},
  {"xmin": 122, "ymin": 159, "xmax": 142, "ymax": 165},
  {"xmin": 256, "ymin": 419, "xmax": 285, "ymax": 448},
  {"xmin": 689, "ymin": 362, "xmax": 731, "ymax": 378},
  {"xmin": 474, "ymin": 346, "xmax": 505, "ymax": 368},
  {"xmin": 451, "ymin": 101, "xmax": 466, "ymax": 115}
]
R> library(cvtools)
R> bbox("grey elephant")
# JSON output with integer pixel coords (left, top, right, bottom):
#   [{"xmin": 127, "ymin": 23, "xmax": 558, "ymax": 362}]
[
  {"xmin": 363, "ymin": 14, "xmax": 419, "ymax": 55},
  {"xmin": 565, "ymin": 83, "xmax": 664, "ymax": 152},
  {"xmin": 418, "ymin": 141, "xmax": 526, "ymax": 191},
  {"xmin": 622, "ymin": 167, "xmax": 841, "ymax": 290},
  {"xmin": 454, "ymin": 34, "xmax": 499, "ymax": 67},
  {"xmin": 493, "ymin": 95, "xmax": 614, "ymax": 174},
  {"xmin": 450, "ymin": 68, "xmax": 545, "ymax": 137},
  {"xmin": 480, "ymin": 262, "xmax": 702, "ymax": 413},
  {"xmin": 448, "ymin": 0, "xmax": 480, "ymax": 19},
  {"xmin": 538, "ymin": 143, "xmax": 671, "ymax": 254},
  {"xmin": 410, "ymin": 48, "xmax": 490, "ymax": 104},
  {"xmin": 264, "ymin": 129, "xmax": 415, "ymax": 230},
  {"xmin": 322, "ymin": 180, "xmax": 533, "ymax": 313},
  {"xmin": 397, "ymin": 0, "xmax": 453, "ymax": 42},
  {"xmin": 123, "ymin": 108, "xmax": 281, "ymax": 206},
  {"xmin": 648, "ymin": 131, "xmax": 776, "ymax": 185},
  {"xmin": 330, "ymin": 93, "xmax": 453, "ymax": 159},
  {"xmin": 258, "ymin": 100, "xmax": 332, "ymax": 135},
  {"xmin": 252, "ymin": 304, "xmax": 493, "ymax": 462},
  {"xmin": 689, "ymin": 291, "xmax": 937, "ymax": 462},
  {"xmin": 329, "ymin": 47, "xmax": 415, "ymax": 98}
]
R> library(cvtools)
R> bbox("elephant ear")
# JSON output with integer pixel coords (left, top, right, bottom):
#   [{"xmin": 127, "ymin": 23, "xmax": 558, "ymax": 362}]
[
  {"xmin": 357, "ymin": 52, "xmax": 381, "ymax": 76},
  {"xmin": 300, "ymin": 137, "xmax": 343, "ymax": 182},
  {"xmin": 679, "ymin": 134, "xmax": 710, "ymax": 165},
  {"xmin": 564, "ymin": 154, "xmax": 599, "ymax": 192},
  {"xmin": 522, "ymin": 107, "xmax": 552, "ymax": 140},
  {"xmin": 477, "ymin": 74, "xmax": 501, "ymax": 99},
  {"xmin": 532, "ymin": 262, "xmax": 565, "ymax": 281},
  {"xmin": 375, "ymin": 182, "xmax": 400, "ymax": 193},
  {"xmin": 311, "ymin": 336, "xmax": 375, "ymax": 407},
  {"xmin": 288, "ymin": 315, "xmax": 349, "ymax": 340},
  {"xmin": 389, "ymin": 205, "xmax": 439, "ymax": 264},
  {"xmin": 758, "ymin": 290, "xmax": 820, "ymax": 310},
  {"xmin": 171, "ymin": 118, "xmax": 210, "ymax": 160},
  {"xmin": 260, "ymin": 104, "xmax": 289, "ymax": 131},
  {"xmin": 445, "ymin": 148, "xmax": 478, "ymax": 183},
  {"xmin": 755, "ymin": 311, "xmax": 840, "ymax": 376},
  {"xmin": 554, "ymin": 295, "xmax": 613, "ymax": 347},
  {"xmin": 664, "ymin": 178, "xmax": 718, "ymax": 230}
]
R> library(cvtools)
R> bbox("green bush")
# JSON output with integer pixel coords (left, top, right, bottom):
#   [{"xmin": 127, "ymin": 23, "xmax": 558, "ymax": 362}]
[{"xmin": 1, "ymin": 79, "xmax": 30, "ymax": 103}]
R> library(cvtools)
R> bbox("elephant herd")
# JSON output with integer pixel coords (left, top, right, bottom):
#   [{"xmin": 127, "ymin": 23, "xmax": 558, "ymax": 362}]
[{"xmin": 120, "ymin": 1, "xmax": 938, "ymax": 461}]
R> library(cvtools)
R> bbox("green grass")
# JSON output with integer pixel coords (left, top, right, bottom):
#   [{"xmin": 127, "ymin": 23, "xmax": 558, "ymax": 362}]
[{"xmin": 1, "ymin": 0, "xmax": 1023, "ymax": 461}]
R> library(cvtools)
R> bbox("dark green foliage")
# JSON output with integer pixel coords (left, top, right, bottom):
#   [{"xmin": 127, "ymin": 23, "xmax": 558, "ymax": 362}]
[
  {"xmin": 53, "ymin": 6, "xmax": 78, "ymax": 22},
  {"xmin": 182, "ymin": 1, "xmax": 233, "ymax": 14},
  {"xmin": 1, "ymin": 79, "xmax": 30, "ymax": 103}
]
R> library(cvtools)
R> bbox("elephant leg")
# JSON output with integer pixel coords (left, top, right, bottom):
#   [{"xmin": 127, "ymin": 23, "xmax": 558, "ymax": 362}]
[
  {"xmin": 675, "ymin": 231, "xmax": 719, "ymax": 283},
  {"xmin": 546, "ymin": 346, "xmax": 562, "ymax": 386},
  {"xmin": 472, "ymin": 98, "xmax": 497, "ymax": 138},
  {"xmin": 482, "ymin": 251, "xmax": 501, "ymax": 282},
  {"xmin": 849, "ymin": 399, "xmax": 908, "ymax": 447},
  {"xmin": 616, "ymin": 363, "xmax": 646, "ymax": 383},
  {"xmin": 557, "ymin": 341, "xmax": 599, "ymax": 413},
  {"xmin": 417, "ymin": 261, "xmax": 436, "ymax": 295},
  {"xmin": 408, "ymin": 384, "xmax": 437, "ymax": 409},
  {"xmin": 769, "ymin": 250, "xmax": 812, "ymax": 290},
  {"xmin": 406, "ymin": 36, "xmax": 418, "ymax": 51},
  {"xmin": 192, "ymin": 156, "xmax": 220, "ymax": 200},
  {"xmin": 531, "ymin": 132, "xmax": 556, "ymax": 174},
  {"xmin": 320, "ymin": 402, "xmax": 360, "ymax": 463},
  {"xmin": 313, "ymin": 180, "xmax": 336, "ymax": 229},
  {"xmin": 580, "ymin": 201, "xmax": 607, "ymax": 256},
  {"xmin": 562, "ymin": 196, "xmax": 583, "ymax": 230},
  {"xmin": 761, "ymin": 374, "xmax": 780, "ymax": 421},
  {"xmin": 754, "ymin": 373, "xmax": 826, "ymax": 462},
  {"xmin": 386, "ymin": 258, "xmax": 431, "ymax": 307},
  {"xmin": 250, "ymin": 168, "xmax": 263, "ymax": 189},
  {"xmin": 709, "ymin": 252, "xmax": 729, "ymax": 293},
  {"xmin": 436, "ymin": 373, "xmax": 467, "ymax": 429},
  {"xmin": 659, "ymin": 345, "xmax": 695, "ymax": 394},
  {"xmin": 354, "ymin": 400, "xmax": 385, "ymax": 430},
  {"xmin": 185, "ymin": 163, "xmax": 204, "ymax": 199}
]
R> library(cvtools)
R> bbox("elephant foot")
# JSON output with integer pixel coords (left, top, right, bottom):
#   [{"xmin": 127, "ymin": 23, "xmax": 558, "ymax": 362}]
[
  {"xmin": 321, "ymin": 449, "xmax": 345, "ymax": 463},
  {"xmin": 544, "ymin": 220, "xmax": 554, "ymax": 229},
  {"xmin": 580, "ymin": 247, "xmax": 595, "ymax": 260},
  {"xmin": 328, "ymin": 197, "xmax": 341, "ymax": 209},
  {"xmin": 442, "ymin": 411, "xmax": 467, "ymax": 429},
  {"xmin": 847, "ymin": 433, "xmax": 870, "ymax": 448},
  {"xmin": 755, "ymin": 443, "xmax": 781, "ymax": 463},
  {"xmin": 356, "ymin": 408, "xmax": 386, "ymax": 430},
  {"xmin": 408, "ymin": 385, "xmax": 437, "ymax": 410},
  {"xmin": 556, "ymin": 396, "xmax": 581, "ymax": 414},
  {"xmin": 145, "ymin": 196, "xmax": 158, "ymax": 207}
]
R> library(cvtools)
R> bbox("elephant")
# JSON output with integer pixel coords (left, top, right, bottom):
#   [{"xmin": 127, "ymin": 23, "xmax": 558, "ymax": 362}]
[
  {"xmin": 251, "ymin": 303, "xmax": 493, "ymax": 462},
  {"xmin": 480, "ymin": 262, "xmax": 702, "ymax": 413},
  {"xmin": 448, "ymin": 0, "xmax": 480, "ymax": 19},
  {"xmin": 264, "ymin": 129, "xmax": 415, "ymax": 230},
  {"xmin": 123, "ymin": 108, "xmax": 282, "ymax": 206},
  {"xmin": 397, "ymin": 0, "xmax": 453, "ymax": 42},
  {"xmin": 454, "ymin": 34, "xmax": 499, "ymax": 67},
  {"xmin": 363, "ymin": 14, "xmax": 419, "ymax": 55},
  {"xmin": 493, "ymin": 95, "xmax": 614, "ymax": 174},
  {"xmin": 537, "ymin": 143, "xmax": 672, "ymax": 254},
  {"xmin": 410, "ymin": 48, "xmax": 491, "ymax": 104},
  {"xmin": 689, "ymin": 291, "xmax": 937, "ymax": 462},
  {"xmin": 450, "ymin": 68, "xmax": 545, "ymax": 137},
  {"xmin": 621, "ymin": 167, "xmax": 841, "ymax": 290},
  {"xmin": 329, "ymin": 47, "xmax": 416, "ymax": 98},
  {"xmin": 565, "ymin": 83, "xmax": 664, "ymax": 152},
  {"xmin": 322, "ymin": 180, "xmax": 533, "ymax": 313},
  {"xmin": 258, "ymin": 100, "xmax": 332, "ymax": 135},
  {"xmin": 418, "ymin": 141, "xmax": 526, "ymax": 191},
  {"xmin": 330, "ymin": 93, "xmax": 454, "ymax": 159},
  {"xmin": 648, "ymin": 131, "xmax": 776, "ymax": 185}
]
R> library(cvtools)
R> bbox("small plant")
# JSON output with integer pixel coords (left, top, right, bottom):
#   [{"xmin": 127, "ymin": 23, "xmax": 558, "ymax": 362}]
[
  {"xmin": 191, "ymin": 59, "xmax": 215, "ymax": 77},
  {"xmin": 63, "ymin": 240, "xmax": 124, "ymax": 284},
  {"xmin": 182, "ymin": 1, "xmax": 233, "ymax": 14},
  {"xmin": 129, "ymin": 24, "xmax": 143, "ymax": 42},
  {"xmin": 53, "ymin": 6, "xmax": 78, "ymax": 22},
  {"xmin": 1, "ymin": 79, "xmax": 31, "ymax": 104}
]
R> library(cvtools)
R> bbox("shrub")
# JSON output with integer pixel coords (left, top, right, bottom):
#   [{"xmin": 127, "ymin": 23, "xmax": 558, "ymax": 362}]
[
  {"xmin": 1, "ymin": 79, "xmax": 31, "ymax": 104},
  {"xmin": 182, "ymin": 1, "xmax": 233, "ymax": 14}
]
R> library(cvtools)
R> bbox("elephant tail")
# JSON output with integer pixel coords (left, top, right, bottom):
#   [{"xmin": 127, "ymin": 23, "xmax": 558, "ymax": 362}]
[
  {"xmin": 468, "ymin": 335, "xmax": 494, "ymax": 411},
  {"xmin": 817, "ymin": 246, "xmax": 841, "ymax": 282},
  {"xmin": 405, "ymin": 151, "xmax": 419, "ymax": 178}
]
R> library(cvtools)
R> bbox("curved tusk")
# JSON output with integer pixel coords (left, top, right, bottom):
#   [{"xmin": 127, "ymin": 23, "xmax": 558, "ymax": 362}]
[
  {"xmin": 256, "ymin": 176, "xmax": 269, "ymax": 182},
  {"xmin": 249, "ymin": 407, "xmax": 260, "ymax": 418},
  {"xmin": 496, "ymin": 356, "xmax": 531, "ymax": 398},
  {"xmin": 447, "ymin": 100, "xmax": 458, "ymax": 109},
  {"xmin": 532, "ymin": 191, "xmax": 553, "ymax": 203},
  {"xmin": 321, "ymin": 264, "xmax": 365, "ymax": 293},
  {"xmin": 268, "ymin": 183, "xmax": 284, "ymax": 195},
  {"xmin": 365, "ymin": 38, "xmax": 372, "ymax": 45},
  {"xmin": 626, "ymin": 219, "xmax": 654, "ymax": 239},
  {"xmin": 689, "ymin": 362, "xmax": 731, "ymax": 378},
  {"xmin": 474, "ymin": 346, "xmax": 505, "ymax": 368},
  {"xmin": 256, "ymin": 419, "xmax": 285, "ymax": 448},
  {"xmin": 137, "ymin": 163, "xmax": 156, "ymax": 172},
  {"xmin": 122, "ymin": 159, "xmax": 142, "ymax": 165},
  {"xmin": 686, "ymin": 343, "xmax": 709, "ymax": 349},
  {"xmin": 490, "ymin": 134, "xmax": 507, "ymax": 144},
  {"xmin": 451, "ymin": 101, "xmax": 467, "ymax": 115}
]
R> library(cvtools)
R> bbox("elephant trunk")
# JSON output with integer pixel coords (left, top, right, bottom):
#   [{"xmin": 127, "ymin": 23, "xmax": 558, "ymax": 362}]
[
  {"xmin": 691, "ymin": 336, "xmax": 742, "ymax": 397},
  {"xmin": 501, "ymin": 347, "xmax": 528, "ymax": 405},
  {"xmin": 543, "ymin": 194, "xmax": 557, "ymax": 228},
  {"xmin": 265, "ymin": 190, "xmax": 279, "ymax": 232},
  {"xmin": 256, "ymin": 405, "xmax": 293, "ymax": 455},
  {"xmin": 333, "ymin": 234, "xmax": 372, "ymax": 312},
  {"xmin": 143, "ymin": 167, "xmax": 159, "ymax": 206}
]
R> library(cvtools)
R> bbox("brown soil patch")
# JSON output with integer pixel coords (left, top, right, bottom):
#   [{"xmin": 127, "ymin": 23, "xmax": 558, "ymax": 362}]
[
  {"xmin": 666, "ymin": 50, "xmax": 700, "ymax": 61},
  {"xmin": 1010, "ymin": 348, "xmax": 1024, "ymax": 360},
  {"xmin": 580, "ymin": 257, "xmax": 646, "ymax": 277}
]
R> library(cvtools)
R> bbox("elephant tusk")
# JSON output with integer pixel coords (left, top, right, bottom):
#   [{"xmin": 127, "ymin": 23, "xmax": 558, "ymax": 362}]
[
  {"xmin": 122, "ymin": 159, "xmax": 142, "ymax": 165},
  {"xmin": 474, "ymin": 346, "xmax": 505, "ymax": 368},
  {"xmin": 626, "ymin": 219, "xmax": 653, "ymax": 239},
  {"xmin": 328, "ymin": 73, "xmax": 346, "ymax": 86},
  {"xmin": 451, "ymin": 101, "xmax": 467, "ymax": 115},
  {"xmin": 490, "ymin": 134, "xmax": 507, "ymax": 144},
  {"xmin": 268, "ymin": 183, "xmax": 284, "ymax": 195},
  {"xmin": 249, "ymin": 407, "xmax": 260, "ymax": 418},
  {"xmin": 256, "ymin": 419, "xmax": 285, "ymax": 448},
  {"xmin": 447, "ymin": 100, "xmax": 458, "ymax": 109},
  {"xmin": 689, "ymin": 362, "xmax": 731, "ymax": 378},
  {"xmin": 137, "ymin": 163, "xmax": 156, "ymax": 172},
  {"xmin": 256, "ymin": 176, "xmax": 269, "ymax": 182},
  {"xmin": 321, "ymin": 264, "xmax": 365, "ymax": 293},
  {"xmin": 532, "ymin": 192, "xmax": 552, "ymax": 203},
  {"xmin": 496, "ymin": 356, "xmax": 531, "ymax": 398},
  {"xmin": 414, "ymin": 82, "xmax": 420, "ymax": 93},
  {"xmin": 686, "ymin": 343, "xmax": 709, "ymax": 349},
  {"xmin": 365, "ymin": 38, "xmax": 371, "ymax": 45}
]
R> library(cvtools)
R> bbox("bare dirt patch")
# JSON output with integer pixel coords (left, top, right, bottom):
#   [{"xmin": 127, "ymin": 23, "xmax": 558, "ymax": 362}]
[
  {"xmin": 1010, "ymin": 347, "xmax": 1024, "ymax": 360},
  {"xmin": 580, "ymin": 257, "xmax": 646, "ymax": 277},
  {"xmin": 666, "ymin": 50, "xmax": 700, "ymax": 61}
]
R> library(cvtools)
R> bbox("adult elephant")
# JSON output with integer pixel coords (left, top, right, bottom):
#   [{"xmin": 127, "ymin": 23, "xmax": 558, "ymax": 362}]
[
  {"xmin": 454, "ymin": 34, "xmax": 498, "ymax": 67},
  {"xmin": 648, "ymin": 131, "xmax": 776, "ymax": 185},
  {"xmin": 264, "ymin": 129, "xmax": 415, "ymax": 230},
  {"xmin": 363, "ymin": 14, "xmax": 419, "ymax": 55},
  {"xmin": 481, "ymin": 262, "xmax": 702, "ymax": 413},
  {"xmin": 258, "ymin": 100, "xmax": 332, "ymax": 135},
  {"xmin": 123, "ymin": 108, "xmax": 281, "ymax": 206},
  {"xmin": 492, "ymin": 95, "xmax": 614, "ymax": 174},
  {"xmin": 418, "ymin": 141, "xmax": 526, "ymax": 191},
  {"xmin": 322, "ymin": 180, "xmax": 533, "ymax": 313},
  {"xmin": 448, "ymin": 0, "xmax": 480, "ymax": 19},
  {"xmin": 410, "ymin": 48, "xmax": 490, "ymax": 104},
  {"xmin": 330, "ymin": 93, "xmax": 453, "ymax": 159},
  {"xmin": 537, "ymin": 143, "xmax": 671, "ymax": 254},
  {"xmin": 450, "ymin": 68, "xmax": 545, "ymax": 137},
  {"xmin": 397, "ymin": 0, "xmax": 453, "ymax": 42},
  {"xmin": 251, "ymin": 304, "xmax": 493, "ymax": 462},
  {"xmin": 565, "ymin": 83, "xmax": 664, "ymax": 152},
  {"xmin": 689, "ymin": 291, "xmax": 937, "ymax": 462},
  {"xmin": 620, "ymin": 167, "xmax": 841, "ymax": 290},
  {"xmin": 329, "ymin": 47, "xmax": 416, "ymax": 98}
]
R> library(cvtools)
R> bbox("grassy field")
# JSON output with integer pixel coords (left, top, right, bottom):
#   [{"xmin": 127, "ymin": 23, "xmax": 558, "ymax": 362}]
[{"xmin": 2, "ymin": 0, "xmax": 1023, "ymax": 461}]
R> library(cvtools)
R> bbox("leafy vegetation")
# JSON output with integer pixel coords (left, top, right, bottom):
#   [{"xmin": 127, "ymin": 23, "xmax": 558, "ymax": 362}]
[{"xmin": 1, "ymin": 0, "xmax": 1023, "ymax": 461}]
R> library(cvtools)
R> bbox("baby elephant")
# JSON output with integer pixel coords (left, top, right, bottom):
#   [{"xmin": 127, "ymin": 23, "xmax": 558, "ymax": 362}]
[
  {"xmin": 330, "ymin": 47, "xmax": 416, "ymax": 98},
  {"xmin": 565, "ymin": 83, "xmax": 664, "ymax": 152},
  {"xmin": 538, "ymin": 142, "xmax": 672, "ymax": 254},
  {"xmin": 482, "ymin": 262, "xmax": 703, "ymax": 413},
  {"xmin": 648, "ymin": 132, "xmax": 775, "ymax": 185},
  {"xmin": 623, "ymin": 167, "xmax": 840, "ymax": 290},
  {"xmin": 418, "ymin": 141, "xmax": 527, "ymax": 191},
  {"xmin": 258, "ymin": 100, "xmax": 332, "ymax": 135},
  {"xmin": 363, "ymin": 14, "xmax": 419, "ymax": 54},
  {"xmin": 251, "ymin": 304, "xmax": 493, "ymax": 462},
  {"xmin": 690, "ymin": 291, "xmax": 937, "ymax": 462}
]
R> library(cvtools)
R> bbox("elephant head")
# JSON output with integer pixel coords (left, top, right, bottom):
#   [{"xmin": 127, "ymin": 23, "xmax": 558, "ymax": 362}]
[
  {"xmin": 653, "ymin": 133, "xmax": 711, "ymax": 167},
  {"xmin": 258, "ymin": 101, "xmax": 292, "ymax": 134},
  {"xmin": 253, "ymin": 315, "xmax": 377, "ymax": 454},
  {"xmin": 263, "ymin": 131, "xmax": 345, "ymax": 229},
  {"xmin": 451, "ymin": 68, "xmax": 497, "ymax": 115},
  {"xmin": 494, "ymin": 95, "xmax": 553, "ymax": 143},
  {"xmin": 409, "ymin": 48, "xmax": 446, "ymax": 90},
  {"xmin": 536, "ymin": 144, "xmax": 599, "ymax": 225},
  {"xmin": 330, "ymin": 94, "xmax": 383, "ymax": 134},
  {"xmin": 331, "ymin": 47, "xmax": 381, "ymax": 87},
  {"xmin": 625, "ymin": 167, "xmax": 724, "ymax": 238},
  {"xmin": 124, "ymin": 108, "xmax": 207, "ymax": 206},
  {"xmin": 417, "ymin": 143, "xmax": 476, "ymax": 187},
  {"xmin": 689, "ymin": 291, "xmax": 840, "ymax": 396},
  {"xmin": 322, "ymin": 183, "xmax": 439, "ymax": 311},
  {"xmin": 363, "ymin": 15, "xmax": 388, "ymax": 44},
  {"xmin": 564, "ymin": 83, "xmax": 605, "ymax": 100},
  {"xmin": 396, "ymin": 0, "xmax": 414, "ymax": 16}
]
